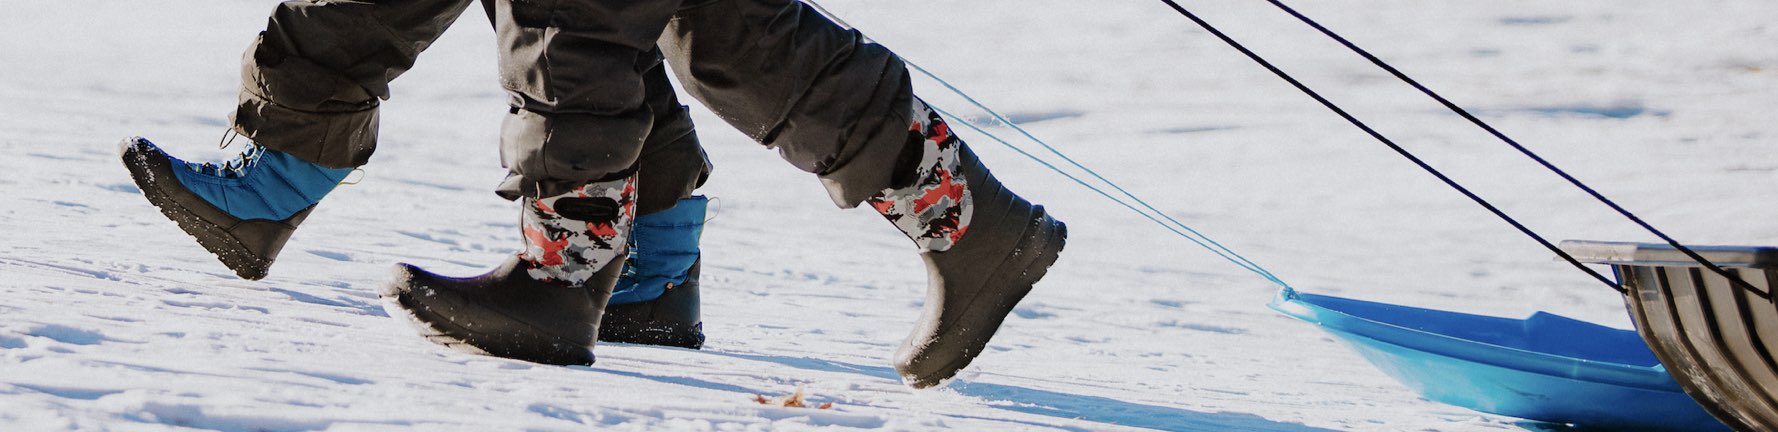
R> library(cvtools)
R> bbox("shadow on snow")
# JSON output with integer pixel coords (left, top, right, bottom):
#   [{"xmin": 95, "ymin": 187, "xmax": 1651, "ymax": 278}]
[{"xmin": 705, "ymin": 351, "xmax": 1334, "ymax": 431}]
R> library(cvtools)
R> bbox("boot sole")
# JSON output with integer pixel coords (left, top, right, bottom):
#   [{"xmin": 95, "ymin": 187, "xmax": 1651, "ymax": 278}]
[
  {"xmin": 380, "ymin": 294, "xmax": 496, "ymax": 358},
  {"xmin": 598, "ymin": 320, "xmax": 705, "ymax": 349},
  {"xmin": 600, "ymin": 262, "xmax": 706, "ymax": 349},
  {"xmin": 905, "ymin": 209, "xmax": 1068, "ymax": 389},
  {"xmin": 121, "ymin": 138, "xmax": 282, "ymax": 280},
  {"xmin": 378, "ymin": 265, "xmax": 595, "ymax": 366}
]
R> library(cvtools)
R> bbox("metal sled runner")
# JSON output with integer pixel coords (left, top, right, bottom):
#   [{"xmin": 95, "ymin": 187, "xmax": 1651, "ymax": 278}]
[{"xmin": 1562, "ymin": 241, "xmax": 1778, "ymax": 431}]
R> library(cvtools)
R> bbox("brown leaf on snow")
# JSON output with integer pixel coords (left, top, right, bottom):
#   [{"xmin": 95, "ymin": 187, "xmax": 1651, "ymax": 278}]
[{"xmin": 752, "ymin": 385, "xmax": 834, "ymax": 409}]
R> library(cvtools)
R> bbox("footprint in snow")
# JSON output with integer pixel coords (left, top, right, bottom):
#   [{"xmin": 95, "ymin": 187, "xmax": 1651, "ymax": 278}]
[
  {"xmin": 307, "ymin": 249, "xmax": 352, "ymax": 261},
  {"xmin": 1013, "ymin": 307, "xmax": 1057, "ymax": 319},
  {"xmin": 98, "ymin": 182, "xmax": 140, "ymax": 194},
  {"xmin": 26, "ymin": 324, "xmax": 108, "ymax": 345},
  {"xmin": 1157, "ymin": 320, "xmax": 1248, "ymax": 335}
]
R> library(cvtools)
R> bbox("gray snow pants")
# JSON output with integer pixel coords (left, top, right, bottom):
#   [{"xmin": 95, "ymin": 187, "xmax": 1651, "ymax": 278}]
[{"xmin": 229, "ymin": 0, "xmax": 914, "ymax": 211}]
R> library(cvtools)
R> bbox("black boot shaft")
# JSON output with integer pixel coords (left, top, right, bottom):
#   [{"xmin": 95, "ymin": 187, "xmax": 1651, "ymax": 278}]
[{"xmin": 894, "ymin": 145, "xmax": 1068, "ymax": 388}]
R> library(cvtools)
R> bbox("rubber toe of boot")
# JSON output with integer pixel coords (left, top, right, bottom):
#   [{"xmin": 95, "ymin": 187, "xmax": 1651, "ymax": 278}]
[{"xmin": 379, "ymin": 256, "xmax": 617, "ymax": 366}]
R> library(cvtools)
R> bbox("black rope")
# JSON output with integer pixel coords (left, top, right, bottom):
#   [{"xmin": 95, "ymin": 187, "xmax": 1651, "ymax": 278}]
[
  {"xmin": 1154, "ymin": 0, "xmax": 1629, "ymax": 294},
  {"xmin": 1260, "ymin": 0, "xmax": 1768, "ymax": 299}
]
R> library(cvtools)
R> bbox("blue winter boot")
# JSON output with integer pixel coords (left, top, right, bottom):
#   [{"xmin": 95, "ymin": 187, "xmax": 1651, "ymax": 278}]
[
  {"xmin": 120, "ymin": 136, "xmax": 352, "ymax": 280},
  {"xmin": 599, "ymin": 196, "xmax": 708, "ymax": 349}
]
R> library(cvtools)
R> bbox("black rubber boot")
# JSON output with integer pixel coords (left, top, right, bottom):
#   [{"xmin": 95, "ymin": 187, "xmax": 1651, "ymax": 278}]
[
  {"xmin": 380, "ymin": 255, "xmax": 619, "ymax": 365},
  {"xmin": 382, "ymin": 174, "xmax": 638, "ymax": 365},
  {"xmin": 870, "ymin": 106, "xmax": 1067, "ymax": 388},
  {"xmin": 896, "ymin": 146, "xmax": 1066, "ymax": 388},
  {"xmin": 599, "ymin": 260, "xmax": 705, "ymax": 349},
  {"xmin": 120, "ymin": 137, "xmax": 317, "ymax": 280}
]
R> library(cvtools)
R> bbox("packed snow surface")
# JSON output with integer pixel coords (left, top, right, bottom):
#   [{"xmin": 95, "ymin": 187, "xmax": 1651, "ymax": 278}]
[{"xmin": 2, "ymin": 1, "xmax": 1775, "ymax": 430}]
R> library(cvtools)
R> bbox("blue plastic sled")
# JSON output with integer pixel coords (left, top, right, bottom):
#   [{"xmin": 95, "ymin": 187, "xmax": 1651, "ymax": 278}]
[{"xmin": 1270, "ymin": 288, "xmax": 1728, "ymax": 431}]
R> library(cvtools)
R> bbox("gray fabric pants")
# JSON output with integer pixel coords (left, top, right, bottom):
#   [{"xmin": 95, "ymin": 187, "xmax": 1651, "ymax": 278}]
[{"xmin": 231, "ymin": 0, "xmax": 913, "ymax": 210}]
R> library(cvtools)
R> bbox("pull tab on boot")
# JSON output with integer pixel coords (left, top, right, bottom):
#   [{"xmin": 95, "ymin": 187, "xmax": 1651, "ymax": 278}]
[
  {"xmin": 867, "ymin": 101, "xmax": 974, "ymax": 252},
  {"xmin": 521, "ymin": 174, "xmax": 638, "ymax": 285}
]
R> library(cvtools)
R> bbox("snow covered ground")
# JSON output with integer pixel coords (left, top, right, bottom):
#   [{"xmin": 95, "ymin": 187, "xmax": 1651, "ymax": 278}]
[{"xmin": 3, "ymin": 0, "xmax": 1775, "ymax": 430}]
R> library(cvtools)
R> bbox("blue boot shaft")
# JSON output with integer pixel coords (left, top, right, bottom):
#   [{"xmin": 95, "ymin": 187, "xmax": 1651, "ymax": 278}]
[
  {"xmin": 167, "ymin": 144, "xmax": 353, "ymax": 221},
  {"xmin": 613, "ymin": 196, "xmax": 707, "ymax": 305}
]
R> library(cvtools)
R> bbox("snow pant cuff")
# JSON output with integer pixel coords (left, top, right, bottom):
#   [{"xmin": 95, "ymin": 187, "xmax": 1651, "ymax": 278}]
[
  {"xmin": 815, "ymin": 84, "xmax": 915, "ymax": 209},
  {"xmin": 635, "ymin": 58, "xmax": 711, "ymax": 218},
  {"xmin": 636, "ymin": 116, "xmax": 710, "ymax": 217},
  {"xmin": 230, "ymin": 92, "xmax": 379, "ymax": 169},
  {"xmin": 493, "ymin": 108, "xmax": 651, "ymax": 201},
  {"xmin": 662, "ymin": 0, "xmax": 914, "ymax": 209},
  {"xmin": 228, "ymin": 0, "xmax": 475, "ymax": 169}
]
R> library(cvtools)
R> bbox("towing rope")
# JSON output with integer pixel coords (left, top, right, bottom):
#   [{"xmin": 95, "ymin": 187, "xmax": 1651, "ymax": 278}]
[
  {"xmin": 810, "ymin": 0, "xmax": 1758, "ymax": 298},
  {"xmin": 807, "ymin": 1, "xmax": 1294, "ymax": 290},
  {"xmin": 1153, "ymin": 0, "xmax": 1629, "ymax": 294},
  {"xmin": 1248, "ymin": 0, "xmax": 1765, "ymax": 297}
]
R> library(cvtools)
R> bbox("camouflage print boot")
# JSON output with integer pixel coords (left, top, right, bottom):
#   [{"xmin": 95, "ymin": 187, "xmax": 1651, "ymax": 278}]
[
  {"xmin": 380, "ymin": 174, "xmax": 637, "ymax": 365},
  {"xmin": 869, "ymin": 100, "xmax": 1068, "ymax": 388}
]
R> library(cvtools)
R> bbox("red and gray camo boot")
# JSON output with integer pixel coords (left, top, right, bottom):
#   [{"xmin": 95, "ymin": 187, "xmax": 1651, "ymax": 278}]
[
  {"xmin": 870, "ymin": 100, "xmax": 1068, "ymax": 388},
  {"xmin": 380, "ymin": 174, "xmax": 638, "ymax": 365}
]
